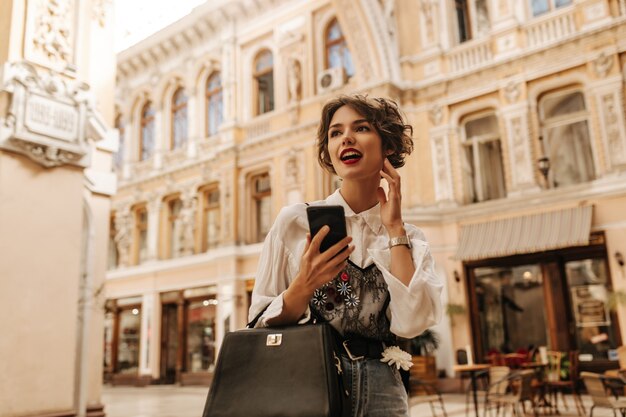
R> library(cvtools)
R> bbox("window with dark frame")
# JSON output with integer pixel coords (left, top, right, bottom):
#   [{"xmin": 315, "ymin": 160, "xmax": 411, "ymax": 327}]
[
  {"xmin": 254, "ymin": 50, "xmax": 274, "ymax": 115},
  {"xmin": 325, "ymin": 18, "xmax": 355, "ymax": 78},
  {"xmin": 252, "ymin": 173, "xmax": 271, "ymax": 243},
  {"xmin": 455, "ymin": 0, "xmax": 472, "ymax": 43},
  {"xmin": 140, "ymin": 102, "xmax": 155, "ymax": 161},
  {"xmin": 539, "ymin": 89, "xmax": 595, "ymax": 188},
  {"xmin": 461, "ymin": 113, "xmax": 506, "ymax": 203},
  {"xmin": 171, "ymin": 88, "xmax": 188, "ymax": 150},
  {"xmin": 206, "ymin": 72, "xmax": 223, "ymax": 137}
]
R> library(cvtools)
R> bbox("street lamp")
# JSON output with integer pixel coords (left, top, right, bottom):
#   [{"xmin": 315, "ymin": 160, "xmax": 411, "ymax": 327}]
[{"xmin": 537, "ymin": 156, "xmax": 550, "ymax": 188}]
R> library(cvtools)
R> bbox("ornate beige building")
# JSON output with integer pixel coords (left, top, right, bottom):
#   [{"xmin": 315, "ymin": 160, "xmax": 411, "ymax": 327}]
[
  {"xmin": 107, "ymin": 0, "xmax": 626, "ymax": 385},
  {"xmin": 1, "ymin": 0, "xmax": 116, "ymax": 416}
]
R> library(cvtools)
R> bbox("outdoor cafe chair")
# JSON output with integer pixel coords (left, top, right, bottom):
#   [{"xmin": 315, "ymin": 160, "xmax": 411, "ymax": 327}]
[
  {"xmin": 580, "ymin": 371, "xmax": 626, "ymax": 417},
  {"xmin": 545, "ymin": 350, "xmax": 585, "ymax": 416},
  {"xmin": 410, "ymin": 380, "xmax": 448, "ymax": 417},
  {"xmin": 484, "ymin": 370, "xmax": 537, "ymax": 417}
]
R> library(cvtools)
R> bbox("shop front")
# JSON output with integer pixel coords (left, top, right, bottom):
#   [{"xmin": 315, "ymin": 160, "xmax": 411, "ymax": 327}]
[
  {"xmin": 457, "ymin": 206, "xmax": 622, "ymax": 372},
  {"xmin": 159, "ymin": 287, "xmax": 218, "ymax": 386},
  {"xmin": 103, "ymin": 296, "xmax": 146, "ymax": 385}
]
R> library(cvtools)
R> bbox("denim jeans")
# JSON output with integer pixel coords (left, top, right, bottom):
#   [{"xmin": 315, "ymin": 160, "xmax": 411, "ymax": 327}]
[{"xmin": 340, "ymin": 354, "xmax": 409, "ymax": 417}]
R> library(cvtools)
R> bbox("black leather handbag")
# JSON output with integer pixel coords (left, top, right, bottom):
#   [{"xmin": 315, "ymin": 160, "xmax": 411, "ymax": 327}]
[{"xmin": 202, "ymin": 317, "xmax": 349, "ymax": 417}]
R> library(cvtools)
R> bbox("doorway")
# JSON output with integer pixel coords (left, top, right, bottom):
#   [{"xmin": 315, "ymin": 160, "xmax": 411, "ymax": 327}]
[{"xmin": 160, "ymin": 303, "xmax": 179, "ymax": 384}]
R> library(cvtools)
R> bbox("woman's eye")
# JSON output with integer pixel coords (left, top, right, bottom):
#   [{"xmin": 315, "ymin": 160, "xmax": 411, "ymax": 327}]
[
  {"xmin": 356, "ymin": 125, "xmax": 369, "ymax": 132},
  {"xmin": 329, "ymin": 130, "xmax": 341, "ymax": 137}
]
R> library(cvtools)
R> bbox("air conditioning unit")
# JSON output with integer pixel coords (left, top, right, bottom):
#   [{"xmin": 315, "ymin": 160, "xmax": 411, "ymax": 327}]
[{"xmin": 317, "ymin": 66, "xmax": 346, "ymax": 94}]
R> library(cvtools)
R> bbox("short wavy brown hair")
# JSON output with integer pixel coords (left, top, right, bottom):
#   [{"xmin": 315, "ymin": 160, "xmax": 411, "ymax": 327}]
[{"xmin": 316, "ymin": 95, "xmax": 414, "ymax": 174}]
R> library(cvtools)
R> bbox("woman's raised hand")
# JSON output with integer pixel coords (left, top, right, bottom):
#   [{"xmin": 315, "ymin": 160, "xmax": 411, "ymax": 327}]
[
  {"xmin": 378, "ymin": 158, "xmax": 405, "ymax": 235},
  {"xmin": 297, "ymin": 226, "xmax": 354, "ymax": 293}
]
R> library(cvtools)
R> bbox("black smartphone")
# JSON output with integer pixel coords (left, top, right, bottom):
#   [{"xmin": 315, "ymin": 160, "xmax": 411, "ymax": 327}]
[{"xmin": 306, "ymin": 205, "xmax": 348, "ymax": 253}]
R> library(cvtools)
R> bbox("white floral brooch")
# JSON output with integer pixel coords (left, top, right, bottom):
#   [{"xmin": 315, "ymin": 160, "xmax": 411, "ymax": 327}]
[{"xmin": 380, "ymin": 346, "xmax": 413, "ymax": 371}]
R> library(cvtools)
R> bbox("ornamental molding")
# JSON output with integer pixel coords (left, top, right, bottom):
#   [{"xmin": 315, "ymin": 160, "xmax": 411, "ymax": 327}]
[
  {"xmin": 593, "ymin": 52, "xmax": 614, "ymax": 78},
  {"xmin": 0, "ymin": 61, "xmax": 109, "ymax": 168},
  {"xmin": 25, "ymin": 0, "xmax": 76, "ymax": 73}
]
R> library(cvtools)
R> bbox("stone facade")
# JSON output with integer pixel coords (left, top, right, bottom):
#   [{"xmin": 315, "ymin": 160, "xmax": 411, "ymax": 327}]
[{"xmin": 108, "ymin": 0, "xmax": 626, "ymax": 383}]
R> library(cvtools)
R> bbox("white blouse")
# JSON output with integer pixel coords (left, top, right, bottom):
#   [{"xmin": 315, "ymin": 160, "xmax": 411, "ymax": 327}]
[{"xmin": 248, "ymin": 189, "xmax": 443, "ymax": 339}]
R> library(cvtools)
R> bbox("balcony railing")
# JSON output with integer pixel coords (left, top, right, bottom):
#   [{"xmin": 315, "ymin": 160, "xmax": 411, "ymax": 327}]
[
  {"xmin": 524, "ymin": 8, "xmax": 576, "ymax": 49},
  {"xmin": 447, "ymin": 38, "xmax": 493, "ymax": 75}
]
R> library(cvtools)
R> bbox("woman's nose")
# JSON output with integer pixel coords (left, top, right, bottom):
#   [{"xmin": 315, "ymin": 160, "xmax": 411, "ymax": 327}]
[{"xmin": 342, "ymin": 131, "xmax": 355, "ymax": 145}]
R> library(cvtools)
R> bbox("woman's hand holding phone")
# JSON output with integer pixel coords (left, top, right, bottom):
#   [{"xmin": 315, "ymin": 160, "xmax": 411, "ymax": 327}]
[{"xmin": 297, "ymin": 226, "xmax": 354, "ymax": 293}]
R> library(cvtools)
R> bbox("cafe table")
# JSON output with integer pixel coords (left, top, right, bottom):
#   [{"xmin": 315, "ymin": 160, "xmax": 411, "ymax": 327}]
[{"xmin": 454, "ymin": 363, "xmax": 491, "ymax": 417}]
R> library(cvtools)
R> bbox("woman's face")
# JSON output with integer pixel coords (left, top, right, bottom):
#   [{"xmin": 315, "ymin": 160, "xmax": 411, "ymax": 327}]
[{"xmin": 327, "ymin": 105, "xmax": 385, "ymax": 181}]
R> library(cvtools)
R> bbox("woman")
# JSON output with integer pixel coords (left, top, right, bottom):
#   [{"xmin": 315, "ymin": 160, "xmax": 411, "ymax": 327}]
[{"xmin": 249, "ymin": 94, "xmax": 443, "ymax": 417}]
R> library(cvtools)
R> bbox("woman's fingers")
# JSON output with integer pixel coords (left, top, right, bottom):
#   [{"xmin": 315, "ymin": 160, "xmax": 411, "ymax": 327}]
[
  {"xmin": 308, "ymin": 226, "xmax": 330, "ymax": 254},
  {"xmin": 320, "ymin": 235, "xmax": 353, "ymax": 261}
]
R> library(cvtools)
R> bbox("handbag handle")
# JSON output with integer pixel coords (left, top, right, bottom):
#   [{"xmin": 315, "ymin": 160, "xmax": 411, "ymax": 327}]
[{"xmin": 247, "ymin": 302, "xmax": 326, "ymax": 329}]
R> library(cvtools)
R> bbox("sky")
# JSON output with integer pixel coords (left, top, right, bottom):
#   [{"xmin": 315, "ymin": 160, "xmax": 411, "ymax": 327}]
[{"xmin": 114, "ymin": 0, "xmax": 208, "ymax": 52}]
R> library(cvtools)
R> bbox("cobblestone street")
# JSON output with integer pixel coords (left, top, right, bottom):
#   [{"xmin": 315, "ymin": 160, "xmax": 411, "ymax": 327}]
[{"xmin": 102, "ymin": 385, "xmax": 601, "ymax": 417}]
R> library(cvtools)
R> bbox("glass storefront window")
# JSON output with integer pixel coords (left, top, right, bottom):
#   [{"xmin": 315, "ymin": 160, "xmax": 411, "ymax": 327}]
[
  {"xmin": 117, "ymin": 307, "xmax": 141, "ymax": 374},
  {"xmin": 475, "ymin": 264, "xmax": 549, "ymax": 354},
  {"xmin": 187, "ymin": 300, "xmax": 216, "ymax": 372},
  {"xmin": 565, "ymin": 258, "xmax": 616, "ymax": 359}
]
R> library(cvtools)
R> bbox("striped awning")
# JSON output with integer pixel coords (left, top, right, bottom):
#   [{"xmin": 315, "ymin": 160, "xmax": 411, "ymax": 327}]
[{"xmin": 455, "ymin": 206, "xmax": 593, "ymax": 261}]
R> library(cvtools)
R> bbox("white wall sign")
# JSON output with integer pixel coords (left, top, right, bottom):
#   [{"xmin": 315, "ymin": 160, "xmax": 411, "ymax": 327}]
[{"xmin": 25, "ymin": 93, "xmax": 79, "ymax": 142}]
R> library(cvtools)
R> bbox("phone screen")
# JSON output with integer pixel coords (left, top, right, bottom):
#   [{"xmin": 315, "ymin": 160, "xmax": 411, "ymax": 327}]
[{"xmin": 306, "ymin": 205, "xmax": 348, "ymax": 253}]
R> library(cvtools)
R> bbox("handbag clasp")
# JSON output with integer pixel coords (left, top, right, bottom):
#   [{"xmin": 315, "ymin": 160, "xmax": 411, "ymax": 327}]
[{"xmin": 266, "ymin": 334, "xmax": 282, "ymax": 346}]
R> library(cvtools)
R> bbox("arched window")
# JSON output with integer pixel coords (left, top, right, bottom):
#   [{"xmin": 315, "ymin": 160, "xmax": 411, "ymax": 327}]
[
  {"xmin": 325, "ymin": 18, "xmax": 354, "ymax": 77},
  {"xmin": 114, "ymin": 114, "xmax": 125, "ymax": 169},
  {"xmin": 140, "ymin": 101, "xmax": 155, "ymax": 161},
  {"xmin": 206, "ymin": 72, "xmax": 223, "ymax": 137},
  {"xmin": 539, "ymin": 90, "xmax": 594, "ymax": 187},
  {"xmin": 461, "ymin": 113, "xmax": 506, "ymax": 203},
  {"xmin": 254, "ymin": 50, "xmax": 274, "ymax": 115},
  {"xmin": 171, "ymin": 88, "xmax": 188, "ymax": 150}
]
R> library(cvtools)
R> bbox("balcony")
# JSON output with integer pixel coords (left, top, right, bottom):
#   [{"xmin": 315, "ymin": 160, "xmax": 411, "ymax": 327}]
[
  {"xmin": 446, "ymin": 38, "xmax": 493, "ymax": 75},
  {"xmin": 524, "ymin": 7, "xmax": 577, "ymax": 49}
]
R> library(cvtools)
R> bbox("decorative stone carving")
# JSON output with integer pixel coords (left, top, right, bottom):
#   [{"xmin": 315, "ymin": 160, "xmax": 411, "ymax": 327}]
[
  {"xmin": 593, "ymin": 52, "xmax": 613, "ymax": 78},
  {"xmin": 29, "ymin": 0, "xmax": 75, "ymax": 68},
  {"xmin": 428, "ymin": 104, "xmax": 443, "ymax": 125},
  {"xmin": 419, "ymin": 0, "xmax": 435, "ymax": 45},
  {"xmin": 381, "ymin": 0, "xmax": 397, "ymax": 39},
  {"xmin": 596, "ymin": 90, "xmax": 626, "ymax": 168},
  {"xmin": 430, "ymin": 129, "xmax": 454, "ymax": 202},
  {"xmin": 287, "ymin": 58, "xmax": 302, "ymax": 103},
  {"xmin": 504, "ymin": 80, "xmax": 520, "ymax": 103},
  {"xmin": 178, "ymin": 190, "xmax": 198, "ymax": 257},
  {"xmin": 0, "ymin": 61, "xmax": 108, "ymax": 168},
  {"xmin": 114, "ymin": 208, "xmax": 132, "ymax": 268},
  {"xmin": 92, "ymin": 0, "xmax": 112, "ymax": 28}
]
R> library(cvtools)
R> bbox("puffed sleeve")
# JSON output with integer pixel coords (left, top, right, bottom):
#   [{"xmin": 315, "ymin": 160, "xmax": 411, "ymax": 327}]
[
  {"xmin": 248, "ymin": 206, "xmax": 311, "ymax": 327},
  {"xmin": 367, "ymin": 224, "xmax": 443, "ymax": 338}
]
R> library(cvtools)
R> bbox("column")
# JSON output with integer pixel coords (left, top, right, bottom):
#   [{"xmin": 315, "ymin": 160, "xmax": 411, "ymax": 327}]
[
  {"xmin": 591, "ymin": 76, "xmax": 626, "ymax": 172},
  {"xmin": 186, "ymin": 88, "xmax": 198, "ymax": 159},
  {"xmin": 147, "ymin": 195, "xmax": 162, "ymax": 261},
  {"xmin": 500, "ymin": 103, "xmax": 539, "ymax": 194},
  {"xmin": 153, "ymin": 108, "xmax": 163, "ymax": 170},
  {"xmin": 138, "ymin": 292, "xmax": 155, "ymax": 379},
  {"xmin": 220, "ymin": 25, "xmax": 237, "ymax": 127},
  {"xmin": 429, "ymin": 125, "xmax": 456, "ymax": 205}
]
